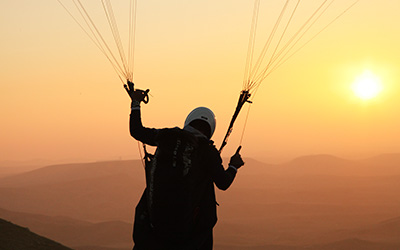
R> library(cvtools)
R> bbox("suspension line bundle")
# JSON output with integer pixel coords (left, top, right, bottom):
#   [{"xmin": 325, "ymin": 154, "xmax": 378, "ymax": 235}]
[
  {"xmin": 219, "ymin": 0, "xmax": 359, "ymax": 153},
  {"xmin": 58, "ymin": 0, "xmax": 152, "ymax": 165},
  {"xmin": 57, "ymin": 0, "xmax": 137, "ymax": 84}
]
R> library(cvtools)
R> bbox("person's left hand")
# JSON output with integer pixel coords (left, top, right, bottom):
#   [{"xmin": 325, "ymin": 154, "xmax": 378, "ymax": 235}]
[{"xmin": 229, "ymin": 146, "xmax": 245, "ymax": 169}]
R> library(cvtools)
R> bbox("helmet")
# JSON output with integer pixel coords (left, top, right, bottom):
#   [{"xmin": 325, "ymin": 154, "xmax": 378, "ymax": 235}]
[{"xmin": 184, "ymin": 107, "xmax": 216, "ymax": 138}]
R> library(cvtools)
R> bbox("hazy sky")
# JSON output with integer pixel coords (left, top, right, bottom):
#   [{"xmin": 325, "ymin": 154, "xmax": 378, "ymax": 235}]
[{"xmin": 1, "ymin": 0, "xmax": 399, "ymax": 164}]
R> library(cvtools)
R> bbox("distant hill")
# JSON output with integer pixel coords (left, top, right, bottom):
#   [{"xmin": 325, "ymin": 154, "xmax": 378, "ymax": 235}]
[
  {"xmin": 0, "ymin": 207, "xmax": 132, "ymax": 250},
  {"xmin": 216, "ymin": 238, "xmax": 400, "ymax": 250},
  {"xmin": 0, "ymin": 160, "xmax": 146, "ymax": 222},
  {"xmin": 0, "ymin": 218, "xmax": 72, "ymax": 250},
  {"xmin": 0, "ymin": 159, "xmax": 145, "ymax": 188},
  {"xmin": 0, "ymin": 156, "xmax": 399, "ymax": 222},
  {"xmin": 0, "ymin": 166, "xmax": 45, "ymax": 179},
  {"xmin": 281, "ymin": 154, "xmax": 400, "ymax": 176},
  {"xmin": 309, "ymin": 238, "xmax": 400, "ymax": 250},
  {"xmin": 353, "ymin": 216, "xmax": 400, "ymax": 243},
  {"xmin": 285, "ymin": 154, "xmax": 359, "ymax": 175},
  {"xmin": 228, "ymin": 154, "xmax": 400, "ymax": 177},
  {"xmin": 0, "ymin": 155, "xmax": 399, "ymax": 248}
]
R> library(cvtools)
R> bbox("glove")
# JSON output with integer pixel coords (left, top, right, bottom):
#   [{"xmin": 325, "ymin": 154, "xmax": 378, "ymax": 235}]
[
  {"xmin": 229, "ymin": 146, "xmax": 245, "ymax": 170},
  {"xmin": 124, "ymin": 81, "xmax": 150, "ymax": 105}
]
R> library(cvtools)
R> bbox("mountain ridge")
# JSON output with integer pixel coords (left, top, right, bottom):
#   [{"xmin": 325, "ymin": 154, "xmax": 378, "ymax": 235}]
[
  {"xmin": 0, "ymin": 218, "xmax": 72, "ymax": 250},
  {"xmin": 0, "ymin": 154, "xmax": 399, "ymax": 249},
  {"xmin": 2, "ymin": 152, "xmax": 400, "ymax": 186},
  {"xmin": 0, "ymin": 207, "xmax": 132, "ymax": 249}
]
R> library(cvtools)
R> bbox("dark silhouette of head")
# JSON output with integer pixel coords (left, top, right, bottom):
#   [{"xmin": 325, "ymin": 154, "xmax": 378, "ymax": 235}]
[
  {"xmin": 189, "ymin": 119, "xmax": 212, "ymax": 139},
  {"xmin": 184, "ymin": 107, "xmax": 216, "ymax": 139}
]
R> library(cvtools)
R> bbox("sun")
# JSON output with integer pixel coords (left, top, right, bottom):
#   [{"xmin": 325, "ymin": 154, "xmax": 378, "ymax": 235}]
[{"xmin": 352, "ymin": 70, "xmax": 383, "ymax": 100}]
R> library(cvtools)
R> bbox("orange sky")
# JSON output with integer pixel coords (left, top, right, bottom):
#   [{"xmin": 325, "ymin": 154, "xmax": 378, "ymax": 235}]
[{"xmin": 1, "ymin": 1, "xmax": 399, "ymax": 164}]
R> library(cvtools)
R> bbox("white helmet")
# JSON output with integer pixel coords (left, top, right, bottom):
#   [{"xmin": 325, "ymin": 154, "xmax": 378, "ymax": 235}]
[{"xmin": 184, "ymin": 107, "xmax": 216, "ymax": 138}]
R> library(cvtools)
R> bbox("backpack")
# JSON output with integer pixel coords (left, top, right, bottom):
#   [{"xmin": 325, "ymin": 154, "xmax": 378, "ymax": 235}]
[{"xmin": 144, "ymin": 128, "xmax": 209, "ymax": 238}]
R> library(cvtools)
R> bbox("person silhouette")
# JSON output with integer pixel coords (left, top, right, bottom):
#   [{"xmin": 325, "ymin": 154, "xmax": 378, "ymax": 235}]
[{"xmin": 125, "ymin": 82, "xmax": 245, "ymax": 250}]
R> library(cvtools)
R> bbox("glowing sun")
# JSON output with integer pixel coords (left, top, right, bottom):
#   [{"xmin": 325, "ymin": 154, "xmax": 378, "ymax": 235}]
[{"xmin": 352, "ymin": 70, "xmax": 383, "ymax": 100}]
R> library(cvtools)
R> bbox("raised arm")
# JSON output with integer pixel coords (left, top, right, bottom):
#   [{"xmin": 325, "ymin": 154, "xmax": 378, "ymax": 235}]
[
  {"xmin": 130, "ymin": 109, "xmax": 158, "ymax": 146},
  {"xmin": 209, "ymin": 146, "xmax": 245, "ymax": 191},
  {"xmin": 125, "ymin": 81, "xmax": 158, "ymax": 146}
]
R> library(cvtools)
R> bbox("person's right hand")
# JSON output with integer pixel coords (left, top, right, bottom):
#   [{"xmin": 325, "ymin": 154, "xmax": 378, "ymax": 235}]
[
  {"xmin": 124, "ymin": 81, "xmax": 149, "ymax": 103},
  {"xmin": 229, "ymin": 146, "xmax": 245, "ymax": 169}
]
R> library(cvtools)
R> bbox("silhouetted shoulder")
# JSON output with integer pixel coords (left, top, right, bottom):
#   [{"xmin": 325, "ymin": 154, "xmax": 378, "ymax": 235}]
[{"xmin": 201, "ymin": 140, "xmax": 222, "ymax": 166}]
